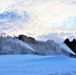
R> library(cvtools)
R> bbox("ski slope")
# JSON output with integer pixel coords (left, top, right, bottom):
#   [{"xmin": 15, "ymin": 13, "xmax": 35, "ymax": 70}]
[{"xmin": 0, "ymin": 54, "xmax": 76, "ymax": 75}]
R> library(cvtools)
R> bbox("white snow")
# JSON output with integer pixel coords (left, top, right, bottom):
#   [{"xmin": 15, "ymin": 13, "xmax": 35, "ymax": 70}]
[
  {"xmin": 12, "ymin": 38, "xmax": 35, "ymax": 52},
  {"xmin": 0, "ymin": 54, "xmax": 76, "ymax": 75},
  {"xmin": 18, "ymin": 40, "xmax": 35, "ymax": 52},
  {"xmin": 24, "ymin": 43, "xmax": 35, "ymax": 52},
  {"xmin": 60, "ymin": 44, "xmax": 75, "ymax": 55},
  {"xmin": 0, "ymin": 37, "xmax": 35, "ymax": 54}
]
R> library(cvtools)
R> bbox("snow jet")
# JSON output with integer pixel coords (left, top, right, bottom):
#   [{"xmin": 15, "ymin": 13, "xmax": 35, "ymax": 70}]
[
  {"xmin": 0, "ymin": 36, "xmax": 75, "ymax": 56},
  {"xmin": 60, "ymin": 44, "xmax": 75, "ymax": 55},
  {"xmin": 0, "ymin": 37, "xmax": 35, "ymax": 54}
]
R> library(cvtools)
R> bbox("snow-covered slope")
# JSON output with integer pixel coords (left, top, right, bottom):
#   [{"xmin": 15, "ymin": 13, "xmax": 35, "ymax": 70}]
[{"xmin": 0, "ymin": 54, "xmax": 76, "ymax": 75}]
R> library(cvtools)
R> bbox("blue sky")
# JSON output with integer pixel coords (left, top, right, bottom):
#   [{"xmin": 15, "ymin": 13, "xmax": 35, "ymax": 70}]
[
  {"xmin": 0, "ymin": 11, "xmax": 29, "ymax": 24},
  {"xmin": 0, "ymin": 0, "xmax": 76, "ymax": 40}
]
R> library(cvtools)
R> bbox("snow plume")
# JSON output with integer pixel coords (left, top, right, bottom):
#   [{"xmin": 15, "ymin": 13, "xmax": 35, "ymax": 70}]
[
  {"xmin": 0, "ymin": 36, "xmax": 75, "ymax": 56},
  {"xmin": 60, "ymin": 44, "xmax": 75, "ymax": 55},
  {"xmin": 38, "ymin": 32, "xmax": 76, "ymax": 44},
  {"xmin": 38, "ymin": 33, "xmax": 75, "ymax": 55},
  {"xmin": 0, "ymin": 37, "xmax": 35, "ymax": 54}
]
